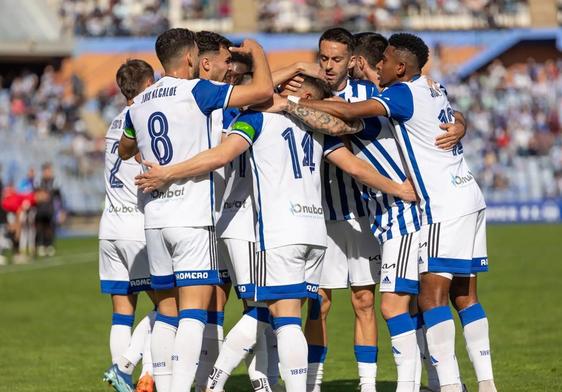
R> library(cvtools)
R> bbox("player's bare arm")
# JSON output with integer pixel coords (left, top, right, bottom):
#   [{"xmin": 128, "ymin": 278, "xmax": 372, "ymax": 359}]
[
  {"xmin": 118, "ymin": 134, "xmax": 138, "ymax": 160},
  {"xmin": 296, "ymin": 97, "xmax": 387, "ymax": 122},
  {"xmin": 435, "ymin": 110, "xmax": 467, "ymax": 150},
  {"xmin": 227, "ymin": 40, "xmax": 274, "ymax": 107},
  {"xmin": 272, "ymin": 62, "xmax": 321, "ymax": 91},
  {"xmin": 135, "ymin": 135, "xmax": 249, "ymax": 192},
  {"xmin": 326, "ymin": 147, "xmax": 417, "ymax": 202}
]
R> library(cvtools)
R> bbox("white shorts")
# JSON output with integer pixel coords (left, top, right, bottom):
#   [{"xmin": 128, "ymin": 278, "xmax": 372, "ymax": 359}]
[
  {"xmin": 222, "ymin": 238, "xmax": 257, "ymax": 300},
  {"xmin": 320, "ymin": 217, "xmax": 381, "ymax": 289},
  {"xmin": 255, "ymin": 244, "xmax": 325, "ymax": 302},
  {"xmin": 99, "ymin": 239, "xmax": 151, "ymax": 295},
  {"xmin": 419, "ymin": 209, "xmax": 488, "ymax": 279},
  {"xmin": 217, "ymin": 239, "xmax": 231, "ymax": 285},
  {"xmin": 379, "ymin": 231, "xmax": 420, "ymax": 294},
  {"xmin": 145, "ymin": 226, "xmax": 221, "ymax": 290}
]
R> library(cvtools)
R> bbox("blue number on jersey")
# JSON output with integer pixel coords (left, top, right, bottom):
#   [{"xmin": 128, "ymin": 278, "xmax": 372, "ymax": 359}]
[
  {"xmin": 282, "ymin": 128, "xmax": 316, "ymax": 179},
  {"xmin": 282, "ymin": 127, "xmax": 303, "ymax": 179},
  {"xmin": 301, "ymin": 131, "xmax": 316, "ymax": 173},
  {"xmin": 109, "ymin": 141, "xmax": 124, "ymax": 188},
  {"xmin": 438, "ymin": 107, "xmax": 463, "ymax": 156},
  {"xmin": 148, "ymin": 112, "xmax": 173, "ymax": 165}
]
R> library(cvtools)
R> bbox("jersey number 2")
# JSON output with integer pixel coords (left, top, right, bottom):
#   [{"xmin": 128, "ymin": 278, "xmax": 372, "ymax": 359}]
[
  {"xmin": 109, "ymin": 141, "xmax": 123, "ymax": 188},
  {"xmin": 148, "ymin": 112, "xmax": 173, "ymax": 165},
  {"xmin": 282, "ymin": 128, "xmax": 315, "ymax": 179}
]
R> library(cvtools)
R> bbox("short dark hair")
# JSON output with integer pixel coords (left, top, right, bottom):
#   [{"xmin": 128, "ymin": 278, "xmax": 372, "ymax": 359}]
[
  {"xmin": 116, "ymin": 59, "xmax": 154, "ymax": 100},
  {"xmin": 301, "ymin": 75, "xmax": 333, "ymax": 100},
  {"xmin": 155, "ymin": 28, "xmax": 197, "ymax": 69},
  {"xmin": 231, "ymin": 51, "xmax": 253, "ymax": 70},
  {"xmin": 195, "ymin": 31, "xmax": 232, "ymax": 55},
  {"xmin": 388, "ymin": 33, "xmax": 429, "ymax": 70},
  {"xmin": 319, "ymin": 27, "xmax": 355, "ymax": 52},
  {"xmin": 354, "ymin": 32, "xmax": 388, "ymax": 68}
]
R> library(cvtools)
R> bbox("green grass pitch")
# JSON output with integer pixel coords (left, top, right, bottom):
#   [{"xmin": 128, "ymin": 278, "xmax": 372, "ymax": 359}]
[{"xmin": 1, "ymin": 225, "xmax": 561, "ymax": 391}]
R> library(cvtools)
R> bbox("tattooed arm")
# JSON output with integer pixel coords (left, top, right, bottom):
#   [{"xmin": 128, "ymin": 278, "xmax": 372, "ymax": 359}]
[{"xmin": 286, "ymin": 99, "xmax": 364, "ymax": 136}]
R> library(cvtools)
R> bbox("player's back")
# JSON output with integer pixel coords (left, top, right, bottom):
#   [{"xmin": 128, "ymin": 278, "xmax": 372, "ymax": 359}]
[
  {"xmin": 99, "ymin": 108, "xmax": 145, "ymax": 241},
  {"xmin": 377, "ymin": 75, "xmax": 485, "ymax": 225},
  {"xmin": 126, "ymin": 76, "xmax": 233, "ymax": 229},
  {"xmin": 230, "ymin": 111, "xmax": 327, "ymax": 251}
]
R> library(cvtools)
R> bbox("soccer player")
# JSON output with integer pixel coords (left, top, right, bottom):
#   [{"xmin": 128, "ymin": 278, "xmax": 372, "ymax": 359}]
[
  {"xmin": 192, "ymin": 30, "xmax": 234, "ymax": 392},
  {"xmin": 280, "ymin": 33, "xmax": 496, "ymax": 392},
  {"xmin": 134, "ymin": 75, "xmax": 416, "ymax": 392},
  {"xmin": 267, "ymin": 28, "xmax": 385, "ymax": 392},
  {"xmin": 118, "ymin": 28, "xmax": 274, "ymax": 392},
  {"xmin": 99, "ymin": 59, "xmax": 157, "ymax": 392}
]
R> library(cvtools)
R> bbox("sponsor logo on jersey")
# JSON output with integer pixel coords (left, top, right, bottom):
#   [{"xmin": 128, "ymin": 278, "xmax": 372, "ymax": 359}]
[
  {"xmin": 151, "ymin": 187, "xmax": 185, "ymax": 200},
  {"xmin": 108, "ymin": 204, "xmax": 140, "ymax": 214},
  {"xmin": 450, "ymin": 171, "xmax": 475, "ymax": 187},
  {"xmin": 382, "ymin": 276, "xmax": 392, "ymax": 285},
  {"xmin": 369, "ymin": 255, "xmax": 382, "ymax": 261},
  {"xmin": 290, "ymin": 202, "xmax": 324, "ymax": 218},
  {"xmin": 382, "ymin": 263, "xmax": 396, "ymax": 270},
  {"xmin": 223, "ymin": 199, "xmax": 248, "ymax": 210}
]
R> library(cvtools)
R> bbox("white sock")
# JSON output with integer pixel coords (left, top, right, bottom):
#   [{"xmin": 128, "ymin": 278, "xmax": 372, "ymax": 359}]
[
  {"xmin": 118, "ymin": 311, "xmax": 156, "ymax": 374},
  {"xmin": 246, "ymin": 349, "xmax": 273, "ymax": 391},
  {"xmin": 307, "ymin": 345, "xmax": 327, "ymax": 389},
  {"xmin": 141, "ymin": 327, "xmax": 153, "ymax": 376},
  {"xmin": 273, "ymin": 318, "xmax": 308, "ymax": 392},
  {"xmin": 196, "ymin": 311, "xmax": 224, "ymax": 389},
  {"xmin": 110, "ymin": 313, "xmax": 134, "ymax": 363},
  {"xmin": 458, "ymin": 303, "xmax": 494, "ymax": 382},
  {"xmin": 386, "ymin": 313, "xmax": 417, "ymax": 392},
  {"xmin": 208, "ymin": 310, "xmax": 265, "ymax": 390},
  {"xmin": 415, "ymin": 320, "xmax": 440, "ymax": 390},
  {"xmin": 151, "ymin": 314, "xmax": 178, "ymax": 392},
  {"xmin": 354, "ymin": 345, "xmax": 377, "ymax": 392},
  {"xmin": 424, "ymin": 306, "xmax": 461, "ymax": 387},
  {"xmin": 170, "ymin": 310, "xmax": 207, "ymax": 392}
]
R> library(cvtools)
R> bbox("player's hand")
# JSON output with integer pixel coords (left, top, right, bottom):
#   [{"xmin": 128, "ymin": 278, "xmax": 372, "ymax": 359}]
[
  {"xmin": 135, "ymin": 161, "xmax": 172, "ymax": 192},
  {"xmin": 251, "ymin": 94, "xmax": 288, "ymax": 113},
  {"xmin": 282, "ymin": 76, "xmax": 304, "ymax": 93},
  {"xmin": 398, "ymin": 178, "xmax": 418, "ymax": 202},
  {"xmin": 230, "ymin": 39, "xmax": 263, "ymax": 55},
  {"xmin": 436, "ymin": 121, "xmax": 466, "ymax": 150},
  {"xmin": 297, "ymin": 62, "xmax": 322, "ymax": 78}
]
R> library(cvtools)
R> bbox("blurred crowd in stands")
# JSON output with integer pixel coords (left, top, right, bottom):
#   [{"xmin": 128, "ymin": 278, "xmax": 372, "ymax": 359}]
[
  {"xmin": 59, "ymin": 0, "xmax": 170, "ymax": 36},
  {"xmin": 59, "ymin": 0, "xmax": 530, "ymax": 36}
]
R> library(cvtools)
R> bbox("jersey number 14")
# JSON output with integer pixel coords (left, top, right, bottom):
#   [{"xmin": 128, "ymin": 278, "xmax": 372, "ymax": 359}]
[{"xmin": 282, "ymin": 128, "xmax": 316, "ymax": 179}]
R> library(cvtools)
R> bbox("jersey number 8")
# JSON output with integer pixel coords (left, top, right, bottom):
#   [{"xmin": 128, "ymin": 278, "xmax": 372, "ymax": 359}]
[{"xmin": 148, "ymin": 112, "xmax": 173, "ymax": 165}]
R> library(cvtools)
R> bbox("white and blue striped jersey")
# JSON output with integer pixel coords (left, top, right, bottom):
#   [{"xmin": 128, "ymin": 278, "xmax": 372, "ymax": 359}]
[
  {"xmin": 99, "ymin": 107, "xmax": 146, "ymax": 241},
  {"xmin": 323, "ymin": 79, "xmax": 378, "ymax": 221},
  {"xmin": 124, "ymin": 76, "xmax": 233, "ymax": 229},
  {"xmin": 373, "ymin": 75, "xmax": 486, "ymax": 225},
  {"xmin": 230, "ymin": 111, "xmax": 336, "ymax": 251},
  {"xmin": 216, "ymin": 108, "xmax": 257, "ymax": 242},
  {"xmin": 349, "ymin": 116, "xmax": 421, "ymax": 243}
]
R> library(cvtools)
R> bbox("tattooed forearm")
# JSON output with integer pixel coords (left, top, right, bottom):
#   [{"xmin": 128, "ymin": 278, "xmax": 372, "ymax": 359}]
[{"xmin": 287, "ymin": 100, "xmax": 363, "ymax": 136}]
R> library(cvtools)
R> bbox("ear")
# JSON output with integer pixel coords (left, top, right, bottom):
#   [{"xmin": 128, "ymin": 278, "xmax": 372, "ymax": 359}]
[
  {"xmin": 396, "ymin": 61, "xmax": 406, "ymax": 78},
  {"xmin": 348, "ymin": 55, "xmax": 357, "ymax": 70},
  {"xmin": 357, "ymin": 56, "xmax": 365, "ymax": 70},
  {"xmin": 200, "ymin": 57, "xmax": 211, "ymax": 72},
  {"xmin": 302, "ymin": 91, "xmax": 313, "ymax": 100}
]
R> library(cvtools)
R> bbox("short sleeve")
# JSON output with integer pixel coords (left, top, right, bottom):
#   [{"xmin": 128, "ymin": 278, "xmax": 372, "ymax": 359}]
[
  {"xmin": 192, "ymin": 79, "xmax": 234, "ymax": 116},
  {"xmin": 229, "ymin": 110, "xmax": 264, "ymax": 145},
  {"xmin": 123, "ymin": 110, "xmax": 136, "ymax": 139},
  {"xmin": 323, "ymin": 135, "xmax": 344, "ymax": 157},
  {"xmin": 371, "ymin": 83, "xmax": 414, "ymax": 122},
  {"xmin": 222, "ymin": 108, "xmax": 240, "ymax": 132}
]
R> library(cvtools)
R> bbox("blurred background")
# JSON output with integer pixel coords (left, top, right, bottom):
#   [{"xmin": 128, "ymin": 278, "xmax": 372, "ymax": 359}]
[{"xmin": 0, "ymin": 0, "xmax": 561, "ymax": 263}]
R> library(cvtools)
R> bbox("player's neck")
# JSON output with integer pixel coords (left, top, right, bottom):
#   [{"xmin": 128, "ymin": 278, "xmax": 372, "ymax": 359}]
[
  {"xmin": 126, "ymin": 99, "xmax": 133, "ymax": 106},
  {"xmin": 333, "ymin": 77, "xmax": 349, "ymax": 93},
  {"xmin": 164, "ymin": 67, "xmax": 191, "ymax": 80},
  {"xmin": 364, "ymin": 68, "xmax": 380, "ymax": 90}
]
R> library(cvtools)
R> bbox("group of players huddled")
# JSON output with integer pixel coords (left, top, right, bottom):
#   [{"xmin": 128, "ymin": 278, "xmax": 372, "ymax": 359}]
[{"xmin": 98, "ymin": 26, "xmax": 497, "ymax": 392}]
